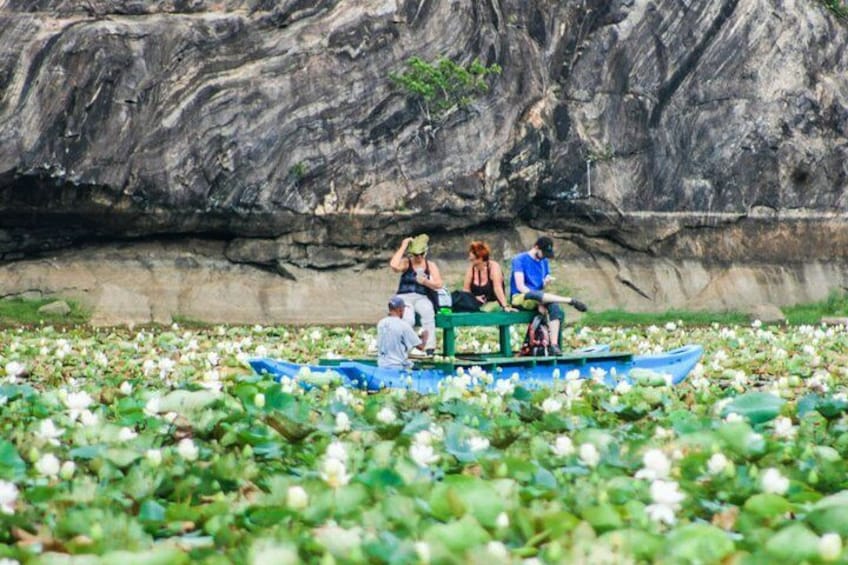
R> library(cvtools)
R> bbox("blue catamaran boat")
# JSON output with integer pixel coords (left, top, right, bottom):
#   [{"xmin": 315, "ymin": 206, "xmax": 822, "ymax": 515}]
[{"xmin": 249, "ymin": 344, "xmax": 703, "ymax": 394}]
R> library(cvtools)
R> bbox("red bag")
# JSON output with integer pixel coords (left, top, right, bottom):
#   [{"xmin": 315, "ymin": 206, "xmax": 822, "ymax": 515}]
[{"xmin": 519, "ymin": 314, "xmax": 550, "ymax": 356}]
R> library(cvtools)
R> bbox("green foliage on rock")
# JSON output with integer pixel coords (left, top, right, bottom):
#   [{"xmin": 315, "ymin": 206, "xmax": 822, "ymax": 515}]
[
  {"xmin": 819, "ymin": 0, "xmax": 848, "ymax": 19},
  {"xmin": 389, "ymin": 56, "xmax": 502, "ymax": 122}
]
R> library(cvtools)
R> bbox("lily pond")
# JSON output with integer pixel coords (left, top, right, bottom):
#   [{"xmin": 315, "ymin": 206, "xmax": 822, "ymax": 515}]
[{"xmin": 1, "ymin": 321, "xmax": 848, "ymax": 564}]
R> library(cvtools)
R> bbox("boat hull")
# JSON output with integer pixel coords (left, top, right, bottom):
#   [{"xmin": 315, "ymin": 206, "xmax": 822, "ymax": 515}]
[{"xmin": 249, "ymin": 344, "xmax": 702, "ymax": 393}]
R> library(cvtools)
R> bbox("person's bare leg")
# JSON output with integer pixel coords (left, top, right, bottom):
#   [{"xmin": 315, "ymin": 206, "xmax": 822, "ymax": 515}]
[
  {"xmin": 549, "ymin": 319, "xmax": 560, "ymax": 346},
  {"xmin": 539, "ymin": 293, "xmax": 573, "ymax": 304}
]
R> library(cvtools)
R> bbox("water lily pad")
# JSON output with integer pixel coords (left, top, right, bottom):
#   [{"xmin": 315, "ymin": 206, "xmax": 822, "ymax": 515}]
[
  {"xmin": 765, "ymin": 524, "xmax": 820, "ymax": 561},
  {"xmin": 423, "ymin": 515, "xmax": 490, "ymax": 553},
  {"xmin": 429, "ymin": 475, "xmax": 505, "ymax": 527},
  {"xmin": 581, "ymin": 504, "xmax": 623, "ymax": 533},
  {"xmin": 721, "ymin": 392, "xmax": 784, "ymax": 424},
  {"xmin": 743, "ymin": 493, "xmax": 791, "ymax": 519},
  {"xmin": 0, "ymin": 439, "xmax": 26, "ymax": 480},
  {"xmin": 662, "ymin": 524, "xmax": 735, "ymax": 563}
]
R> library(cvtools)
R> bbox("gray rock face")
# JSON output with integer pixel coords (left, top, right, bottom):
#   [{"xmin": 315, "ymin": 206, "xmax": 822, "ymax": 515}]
[{"xmin": 1, "ymin": 0, "xmax": 847, "ymax": 321}]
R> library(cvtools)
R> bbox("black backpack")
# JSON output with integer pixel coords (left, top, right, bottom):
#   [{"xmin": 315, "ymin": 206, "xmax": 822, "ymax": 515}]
[
  {"xmin": 450, "ymin": 290, "xmax": 481, "ymax": 313},
  {"xmin": 519, "ymin": 314, "xmax": 550, "ymax": 356}
]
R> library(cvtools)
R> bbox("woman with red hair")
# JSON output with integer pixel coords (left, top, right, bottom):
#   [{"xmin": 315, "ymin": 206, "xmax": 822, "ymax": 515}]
[{"xmin": 462, "ymin": 241, "xmax": 515, "ymax": 312}]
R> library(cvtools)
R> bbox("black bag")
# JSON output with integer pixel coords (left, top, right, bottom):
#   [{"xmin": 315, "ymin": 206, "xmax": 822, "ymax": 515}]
[{"xmin": 450, "ymin": 290, "xmax": 480, "ymax": 313}]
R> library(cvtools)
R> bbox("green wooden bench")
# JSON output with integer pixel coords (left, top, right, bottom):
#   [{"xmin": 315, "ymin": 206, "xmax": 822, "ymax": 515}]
[{"xmin": 435, "ymin": 311, "xmax": 544, "ymax": 357}]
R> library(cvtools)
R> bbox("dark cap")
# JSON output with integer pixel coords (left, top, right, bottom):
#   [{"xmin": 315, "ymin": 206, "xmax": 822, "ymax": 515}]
[
  {"xmin": 535, "ymin": 236, "xmax": 554, "ymax": 259},
  {"xmin": 388, "ymin": 296, "xmax": 406, "ymax": 311}
]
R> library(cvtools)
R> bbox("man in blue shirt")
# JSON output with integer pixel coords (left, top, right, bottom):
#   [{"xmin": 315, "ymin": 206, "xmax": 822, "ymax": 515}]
[
  {"xmin": 377, "ymin": 296, "xmax": 430, "ymax": 369},
  {"xmin": 510, "ymin": 236, "xmax": 587, "ymax": 355}
]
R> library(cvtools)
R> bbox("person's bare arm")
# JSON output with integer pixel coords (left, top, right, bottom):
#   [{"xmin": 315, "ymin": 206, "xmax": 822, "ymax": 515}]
[
  {"xmin": 513, "ymin": 271, "xmax": 530, "ymax": 294},
  {"xmin": 417, "ymin": 261, "xmax": 443, "ymax": 288},
  {"xmin": 390, "ymin": 238, "xmax": 413, "ymax": 272},
  {"xmin": 462, "ymin": 265, "xmax": 473, "ymax": 293},
  {"xmin": 414, "ymin": 329, "xmax": 429, "ymax": 351},
  {"xmin": 491, "ymin": 262, "xmax": 516, "ymax": 311}
]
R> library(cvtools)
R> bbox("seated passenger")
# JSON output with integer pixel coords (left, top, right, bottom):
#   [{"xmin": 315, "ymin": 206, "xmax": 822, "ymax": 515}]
[
  {"xmin": 389, "ymin": 234, "xmax": 441, "ymax": 355},
  {"xmin": 462, "ymin": 240, "xmax": 515, "ymax": 312},
  {"xmin": 509, "ymin": 236, "xmax": 588, "ymax": 356},
  {"xmin": 377, "ymin": 296, "xmax": 429, "ymax": 369}
]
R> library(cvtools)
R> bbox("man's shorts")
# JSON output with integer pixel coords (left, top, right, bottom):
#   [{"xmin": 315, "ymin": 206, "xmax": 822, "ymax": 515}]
[{"xmin": 511, "ymin": 291, "xmax": 564, "ymax": 321}]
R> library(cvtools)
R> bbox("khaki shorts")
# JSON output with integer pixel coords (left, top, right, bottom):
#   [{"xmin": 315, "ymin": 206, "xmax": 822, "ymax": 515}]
[{"xmin": 511, "ymin": 294, "xmax": 540, "ymax": 310}]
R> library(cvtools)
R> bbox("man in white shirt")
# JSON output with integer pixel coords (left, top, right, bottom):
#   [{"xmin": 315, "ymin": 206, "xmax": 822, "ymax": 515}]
[{"xmin": 377, "ymin": 296, "xmax": 430, "ymax": 369}]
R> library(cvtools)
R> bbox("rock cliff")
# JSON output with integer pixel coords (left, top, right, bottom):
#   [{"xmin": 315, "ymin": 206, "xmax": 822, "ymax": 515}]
[{"xmin": 1, "ymin": 0, "xmax": 847, "ymax": 323}]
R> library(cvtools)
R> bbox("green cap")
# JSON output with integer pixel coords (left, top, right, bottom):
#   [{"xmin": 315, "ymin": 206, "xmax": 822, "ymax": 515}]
[{"xmin": 407, "ymin": 234, "xmax": 429, "ymax": 255}]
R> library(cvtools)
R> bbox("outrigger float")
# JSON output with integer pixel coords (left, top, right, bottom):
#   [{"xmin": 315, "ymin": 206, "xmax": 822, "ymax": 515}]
[{"xmin": 250, "ymin": 311, "xmax": 703, "ymax": 393}]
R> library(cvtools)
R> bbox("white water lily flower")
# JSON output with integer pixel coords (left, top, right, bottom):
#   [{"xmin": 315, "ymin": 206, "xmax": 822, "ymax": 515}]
[
  {"xmin": 541, "ymin": 397, "xmax": 563, "ymax": 414},
  {"xmin": 334, "ymin": 387, "xmax": 354, "ymax": 405},
  {"xmin": 772, "ymin": 416, "xmax": 796, "ymax": 439},
  {"xmin": 414, "ymin": 541, "xmax": 431, "ymax": 564},
  {"xmin": 286, "ymin": 485, "xmax": 309, "ymax": 510},
  {"xmin": 614, "ymin": 380, "xmax": 632, "ymax": 394},
  {"xmin": 59, "ymin": 460, "xmax": 75, "ymax": 480},
  {"xmin": 551, "ymin": 435, "xmax": 575, "ymax": 457},
  {"xmin": 494, "ymin": 379, "xmax": 515, "ymax": 396},
  {"xmin": 119, "ymin": 381, "xmax": 133, "ymax": 395},
  {"xmin": 646, "ymin": 501, "xmax": 677, "ymax": 526},
  {"xmin": 79, "ymin": 410, "xmax": 99, "ymax": 427},
  {"xmin": 37, "ymin": 419, "xmax": 64, "ymax": 446},
  {"xmin": 654, "ymin": 426, "xmax": 674, "ymax": 440},
  {"xmin": 725, "ymin": 412, "xmax": 744, "ymax": 423},
  {"xmin": 206, "ymin": 351, "xmax": 220, "ymax": 366},
  {"xmin": 495, "ymin": 512, "xmax": 509, "ymax": 529},
  {"xmin": 94, "ymin": 351, "xmax": 108, "ymax": 367},
  {"xmin": 428, "ymin": 424, "xmax": 445, "ymax": 442},
  {"xmin": 467, "ymin": 436, "xmax": 490, "ymax": 453},
  {"xmin": 635, "ymin": 449, "xmax": 671, "ymax": 481},
  {"xmin": 665, "ymin": 322, "xmax": 677, "ymax": 331},
  {"xmin": 761, "ymin": 468, "xmax": 789, "ymax": 494},
  {"xmin": 565, "ymin": 369, "xmax": 581, "ymax": 381},
  {"xmin": 254, "ymin": 393, "xmax": 266, "ymax": 408},
  {"xmin": 309, "ymin": 328, "xmax": 322, "ymax": 341},
  {"xmin": 707, "ymin": 453, "xmax": 729, "ymax": 475},
  {"xmin": 486, "ymin": 541, "xmax": 509, "ymax": 559},
  {"xmin": 326, "ymin": 441, "xmax": 347, "ymax": 462},
  {"xmin": 819, "ymin": 533, "xmax": 842, "ymax": 562},
  {"xmin": 0, "ymin": 481, "xmax": 18, "ymax": 514},
  {"xmin": 177, "ymin": 438, "xmax": 199, "ymax": 461},
  {"xmin": 589, "ymin": 366, "xmax": 607, "ymax": 384},
  {"xmin": 279, "ymin": 377, "xmax": 296, "ymax": 394},
  {"xmin": 4, "ymin": 361, "xmax": 25, "ymax": 381},
  {"xmin": 144, "ymin": 396, "xmax": 161, "ymax": 417},
  {"xmin": 118, "ymin": 427, "xmax": 138, "ymax": 441},
  {"xmin": 142, "ymin": 359, "xmax": 157, "ymax": 376},
  {"xmin": 645, "ymin": 480, "xmax": 685, "ymax": 526},
  {"xmin": 713, "ymin": 398, "xmax": 732, "ymax": 416},
  {"xmin": 320, "ymin": 457, "xmax": 351, "ymax": 488},
  {"xmin": 376, "ymin": 406, "xmax": 397, "ymax": 425},
  {"xmin": 414, "ymin": 430, "xmax": 434, "ymax": 446},
  {"xmin": 146, "ymin": 449, "xmax": 162, "ymax": 467},
  {"xmin": 158, "ymin": 358, "xmax": 175, "ymax": 380},
  {"xmin": 808, "ymin": 372, "xmax": 830, "ymax": 393},
  {"xmin": 579, "ymin": 443, "xmax": 600, "ymax": 467},
  {"xmin": 35, "ymin": 453, "xmax": 61, "ymax": 477},
  {"xmin": 410, "ymin": 443, "xmax": 440, "ymax": 468},
  {"xmin": 334, "ymin": 412, "xmax": 351, "ymax": 433},
  {"xmin": 752, "ymin": 319, "xmax": 762, "ymax": 329},
  {"xmin": 64, "ymin": 391, "xmax": 94, "ymax": 420}
]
